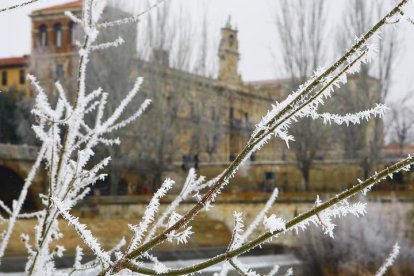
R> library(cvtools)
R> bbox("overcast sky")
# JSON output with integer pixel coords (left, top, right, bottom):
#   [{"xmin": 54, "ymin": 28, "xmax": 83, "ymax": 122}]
[{"xmin": 0, "ymin": 0, "xmax": 413, "ymax": 102}]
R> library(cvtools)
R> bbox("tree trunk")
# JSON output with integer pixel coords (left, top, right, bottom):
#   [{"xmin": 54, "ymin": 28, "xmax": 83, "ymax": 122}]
[{"xmin": 302, "ymin": 167, "xmax": 310, "ymax": 192}]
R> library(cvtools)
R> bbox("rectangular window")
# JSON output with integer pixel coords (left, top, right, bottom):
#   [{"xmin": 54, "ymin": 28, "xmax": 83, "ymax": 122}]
[
  {"xmin": 70, "ymin": 23, "xmax": 76, "ymax": 45},
  {"xmin": 244, "ymin": 112, "xmax": 249, "ymax": 122},
  {"xmin": 39, "ymin": 25, "xmax": 48, "ymax": 47},
  {"xmin": 265, "ymin": 172, "xmax": 275, "ymax": 180},
  {"xmin": 19, "ymin": 69, "xmax": 25, "ymax": 85},
  {"xmin": 56, "ymin": 64, "xmax": 64, "ymax": 80},
  {"xmin": 1, "ymin": 71, "xmax": 7, "ymax": 86},
  {"xmin": 55, "ymin": 24, "xmax": 62, "ymax": 48}
]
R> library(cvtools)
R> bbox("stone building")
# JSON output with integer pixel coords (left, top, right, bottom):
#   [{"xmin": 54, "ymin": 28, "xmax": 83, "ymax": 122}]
[
  {"xmin": 29, "ymin": 1, "xmax": 81, "ymax": 99},
  {"xmin": 0, "ymin": 0, "xmax": 383, "ymax": 195}
]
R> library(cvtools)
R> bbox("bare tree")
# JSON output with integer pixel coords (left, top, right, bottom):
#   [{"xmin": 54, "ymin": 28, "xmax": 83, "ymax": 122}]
[
  {"xmin": 89, "ymin": 0, "xmax": 222, "ymax": 192},
  {"xmin": 272, "ymin": 0, "xmax": 328, "ymax": 191},
  {"xmin": 84, "ymin": 1, "xmax": 141, "ymax": 195},
  {"xmin": 14, "ymin": 94, "xmax": 37, "ymax": 146},
  {"xmin": 0, "ymin": 89, "xmax": 36, "ymax": 145},
  {"xmin": 134, "ymin": 0, "xmax": 198, "ymax": 190},
  {"xmin": 388, "ymin": 96, "xmax": 414, "ymax": 155},
  {"xmin": 337, "ymin": 0, "xmax": 401, "ymax": 178}
]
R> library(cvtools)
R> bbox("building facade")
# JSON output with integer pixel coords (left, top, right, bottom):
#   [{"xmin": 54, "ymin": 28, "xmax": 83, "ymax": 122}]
[
  {"xmin": 0, "ymin": 56, "xmax": 30, "ymax": 94},
  {"xmin": 0, "ymin": 0, "xmax": 384, "ymax": 195}
]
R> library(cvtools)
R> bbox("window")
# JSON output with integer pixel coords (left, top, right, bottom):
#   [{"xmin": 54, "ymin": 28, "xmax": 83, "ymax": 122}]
[
  {"xmin": 56, "ymin": 64, "xmax": 64, "ymax": 80},
  {"xmin": 250, "ymin": 153, "xmax": 256, "ymax": 162},
  {"xmin": 54, "ymin": 23, "xmax": 62, "ymax": 48},
  {"xmin": 193, "ymin": 154, "xmax": 199, "ymax": 170},
  {"xmin": 39, "ymin": 25, "xmax": 48, "ymax": 47},
  {"xmin": 229, "ymin": 107, "xmax": 234, "ymax": 119},
  {"xmin": 19, "ymin": 69, "xmax": 25, "ymax": 85},
  {"xmin": 2, "ymin": 71, "xmax": 7, "ymax": 86},
  {"xmin": 70, "ymin": 22, "xmax": 76, "ymax": 45},
  {"xmin": 265, "ymin": 172, "xmax": 275, "ymax": 180},
  {"xmin": 211, "ymin": 109, "xmax": 216, "ymax": 120},
  {"xmin": 229, "ymin": 34, "xmax": 234, "ymax": 47}
]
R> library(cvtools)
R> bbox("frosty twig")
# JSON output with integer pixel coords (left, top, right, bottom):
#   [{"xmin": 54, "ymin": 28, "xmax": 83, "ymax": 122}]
[
  {"xmin": 0, "ymin": 0, "xmax": 43, "ymax": 13},
  {"xmin": 0, "ymin": 0, "xmax": 411, "ymax": 275},
  {"xmin": 120, "ymin": 0, "xmax": 409, "ymax": 266}
]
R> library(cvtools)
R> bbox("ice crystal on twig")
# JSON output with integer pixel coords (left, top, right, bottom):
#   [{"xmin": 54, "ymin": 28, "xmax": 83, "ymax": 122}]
[
  {"xmin": 264, "ymin": 214, "xmax": 286, "ymax": 234},
  {"xmin": 53, "ymin": 197, "xmax": 112, "ymax": 266},
  {"xmin": 375, "ymin": 243, "xmax": 400, "ymax": 276}
]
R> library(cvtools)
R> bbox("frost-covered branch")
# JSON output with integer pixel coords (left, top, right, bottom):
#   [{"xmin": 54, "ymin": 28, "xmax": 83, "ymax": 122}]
[
  {"xmin": 375, "ymin": 243, "xmax": 400, "ymax": 276},
  {"xmin": 117, "ymin": 1, "xmax": 410, "ymax": 268},
  {"xmin": 52, "ymin": 197, "xmax": 112, "ymax": 266},
  {"xmin": 144, "ymin": 169, "xmax": 205, "ymax": 243},
  {"xmin": 218, "ymin": 190, "xmax": 279, "ymax": 276},
  {"xmin": 1, "ymin": 0, "xmax": 411, "ymax": 275},
  {"xmin": 0, "ymin": 0, "xmax": 43, "ymax": 13},
  {"xmin": 98, "ymin": 0, "xmax": 167, "ymax": 28},
  {"xmin": 118, "ymin": 154, "xmax": 414, "ymax": 275},
  {"xmin": 0, "ymin": 144, "xmax": 46, "ymax": 262},
  {"xmin": 0, "ymin": 0, "xmax": 151, "ymax": 274},
  {"xmin": 127, "ymin": 178, "xmax": 175, "ymax": 253}
]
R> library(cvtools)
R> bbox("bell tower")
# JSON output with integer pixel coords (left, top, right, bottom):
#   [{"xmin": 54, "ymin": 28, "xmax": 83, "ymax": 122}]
[{"xmin": 218, "ymin": 17, "xmax": 241, "ymax": 84}]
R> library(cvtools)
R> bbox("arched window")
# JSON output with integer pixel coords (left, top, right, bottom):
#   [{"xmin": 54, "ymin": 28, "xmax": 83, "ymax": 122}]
[
  {"xmin": 69, "ymin": 22, "xmax": 76, "ymax": 45},
  {"xmin": 54, "ymin": 23, "xmax": 62, "ymax": 48},
  {"xmin": 39, "ymin": 25, "xmax": 48, "ymax": 47}
]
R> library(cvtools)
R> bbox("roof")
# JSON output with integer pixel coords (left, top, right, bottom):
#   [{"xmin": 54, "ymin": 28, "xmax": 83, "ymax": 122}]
[
  {"xmin": 383, "ymin": 143, "xmax": 414, "ymax": 157},
  {"xmin": 32, "ymin": 0, "xmax": 82, "ymax": 14},
  {"xmin": 0, "ymin": 56, "xmax": 30, "ymax": 68},
  {"xmin": 246, "ymin": 78, "xmax": 290, "ymax": 88}
]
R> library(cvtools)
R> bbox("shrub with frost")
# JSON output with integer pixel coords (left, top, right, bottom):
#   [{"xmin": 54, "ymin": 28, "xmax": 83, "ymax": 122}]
[{"xmin": 297, "ymin": 197, "xmax": 414, "ymax": 275}]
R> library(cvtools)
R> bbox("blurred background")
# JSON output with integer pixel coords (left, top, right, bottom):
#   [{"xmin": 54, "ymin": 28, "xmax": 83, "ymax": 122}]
[{"xmin": 0, "ymin": 0, "xmax": 413, "ymax": 275}]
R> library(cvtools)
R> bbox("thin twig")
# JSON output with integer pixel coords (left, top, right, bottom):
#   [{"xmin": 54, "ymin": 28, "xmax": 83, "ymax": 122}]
[
  {"xmin": 0, "ymin": 0, "xmax": 43, "ymax": 13},
  {"xmin": 27, "ymin": 1, "xmax": 95, "ymax": 273},
  {"xmin": 120, "ymin": 0, "xmax": 408, "ymax": 264},
  {"xmin": 118, "ymin": 154, "xmax": 414, "ymax": 275},
  {"xmin": 98, "ymin": 0, "xmax": 167, "ymax": 28},
  {"xmin": 229, "ymin": 259, "xmax": 249, "ymax": 276}
]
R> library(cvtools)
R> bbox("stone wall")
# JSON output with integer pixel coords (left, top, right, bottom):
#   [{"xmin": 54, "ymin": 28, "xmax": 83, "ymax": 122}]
[
  {"xmin": 90, "ymin": 192, "xmax": 414, "ymax": 247},
  {"xmin": 0, "ymin": 143, "xmax": 46, "ymax": 209}
]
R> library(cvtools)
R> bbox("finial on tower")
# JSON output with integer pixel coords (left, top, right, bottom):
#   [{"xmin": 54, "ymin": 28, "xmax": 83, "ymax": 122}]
[{"xmin": 226, "ymin": 15, "xmax": 232, "ymax": 29}]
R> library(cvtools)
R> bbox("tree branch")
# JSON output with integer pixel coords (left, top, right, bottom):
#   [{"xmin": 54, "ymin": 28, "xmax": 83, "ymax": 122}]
[
  {"xmin": 120, "ymin": 0, "xmax": 408, "ymax": 264},
  {"xmin": 118, "ymin": 154, "xmax": 414, "ymax": 275},
  {"xmin": 0, "ymin": 0, "xmax": 43, "ymax": 13}
]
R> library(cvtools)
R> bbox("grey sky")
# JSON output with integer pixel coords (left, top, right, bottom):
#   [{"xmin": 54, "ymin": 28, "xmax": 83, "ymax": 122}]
[{"xmin": 0, "ymin": 0, "xmax": 413, "ymax": 101}]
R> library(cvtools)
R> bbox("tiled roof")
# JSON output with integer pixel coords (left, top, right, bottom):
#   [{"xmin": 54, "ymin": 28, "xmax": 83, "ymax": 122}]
[
  {"xmin": 33, "ymin": 0, "xmax": 82, "ymax": 14},
  {"xmin": 0, "ymin": 56, "xmax": 30, "ymax": 67},
  {"xmin": 383, "ymin": 143, "xmax": 414, "ymax": 156},
  {"xmin": 246, "ymin": 78, "xmax": 290, "ymax": 87}
]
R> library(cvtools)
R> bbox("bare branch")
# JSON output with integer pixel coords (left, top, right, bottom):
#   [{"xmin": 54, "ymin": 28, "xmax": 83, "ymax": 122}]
[{"xmin": 0, "ymin": 0, "xmax": 43, "ymax": 13}]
